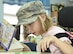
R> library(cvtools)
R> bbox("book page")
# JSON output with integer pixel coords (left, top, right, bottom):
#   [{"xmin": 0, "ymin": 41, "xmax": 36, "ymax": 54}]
[
  {"xmin": 9, "ymin": 38, "xmax": 24, "ymax": 51},
  {"xmin": 1, "ymin": 19, "xmax": 16, "ymax": 49}
]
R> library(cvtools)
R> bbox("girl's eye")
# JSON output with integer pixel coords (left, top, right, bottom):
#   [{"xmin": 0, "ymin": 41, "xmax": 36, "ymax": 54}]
[{"xmin": 28, "ymin": 22, "xmax": 33, "ymax": 26}]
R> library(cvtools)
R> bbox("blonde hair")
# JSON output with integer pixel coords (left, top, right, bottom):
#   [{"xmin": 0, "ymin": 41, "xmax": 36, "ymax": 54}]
[
  {"xmin": 38, "ymin": 14, "xmax": 53, "ymax": 33},
  {"xmin": 23, "ymin": 14, "xmax": 53, "ymax": 38}
]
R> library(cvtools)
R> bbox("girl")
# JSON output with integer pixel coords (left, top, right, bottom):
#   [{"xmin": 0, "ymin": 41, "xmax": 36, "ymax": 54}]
[{"xmin": 16, "ymin": 1, "xmax": 71, "ymax": 54}]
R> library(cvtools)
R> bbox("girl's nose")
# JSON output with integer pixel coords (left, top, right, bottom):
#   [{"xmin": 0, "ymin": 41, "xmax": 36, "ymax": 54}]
[
  {"xmin": 27, "ymin": 28, "xmax": 32, "ymax": 34},
  {"xmin": 26, "ymin": 25, "xmax": 33, "ymax": 34}
]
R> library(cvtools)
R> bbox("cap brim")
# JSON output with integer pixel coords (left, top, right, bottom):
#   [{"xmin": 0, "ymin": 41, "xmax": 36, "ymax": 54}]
[{"xmin": 17, "ymin": 16, "xmax": 38, "ymax": 25}]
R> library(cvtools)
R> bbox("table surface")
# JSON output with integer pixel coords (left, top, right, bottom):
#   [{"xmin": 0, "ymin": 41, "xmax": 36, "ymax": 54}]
[{"xmin": 0, "ymin": 52, "xmax": 51, "ymax": 54}]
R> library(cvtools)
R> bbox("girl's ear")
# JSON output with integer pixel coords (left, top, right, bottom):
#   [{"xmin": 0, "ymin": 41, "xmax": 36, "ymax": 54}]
[{"xmin": 40, "ymin": 14, "xmax": 46, "ymax": 21}]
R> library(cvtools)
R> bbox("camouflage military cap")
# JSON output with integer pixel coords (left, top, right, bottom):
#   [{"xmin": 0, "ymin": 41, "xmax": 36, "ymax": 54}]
[{"xmin": 16, "ymin": 1, "xmax": 46, "ymax": 25}]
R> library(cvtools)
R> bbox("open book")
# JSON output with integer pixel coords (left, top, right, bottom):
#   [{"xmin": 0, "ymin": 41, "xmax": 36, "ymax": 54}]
[
  {"xmin": 0, "ymin": 19, "xmax": 16, "ymax": 51},
  {"xmin": 8, "ymin": 38, "xmax": 24, "ymax": 52}
]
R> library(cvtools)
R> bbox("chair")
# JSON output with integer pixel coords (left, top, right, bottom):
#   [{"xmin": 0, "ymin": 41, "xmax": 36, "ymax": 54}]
[
  {"xmin": 58, "ymin": 6, "xmax": 73, "ymax": 28},
  {"xmin": 58, "ymin": 6, "xmax": 73, "ymax": 46}
]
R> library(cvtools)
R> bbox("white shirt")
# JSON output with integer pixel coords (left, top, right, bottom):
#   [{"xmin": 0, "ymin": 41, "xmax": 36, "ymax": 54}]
[{"xmin": 42, "ymin": 26, "xmax": 71, "ymax": 54}]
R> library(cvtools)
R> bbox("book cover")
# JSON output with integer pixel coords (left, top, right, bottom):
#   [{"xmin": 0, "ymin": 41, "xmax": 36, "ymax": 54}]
[{"xmin": 0, "ymin": 19, "xmax": 16, "ymax": 51}]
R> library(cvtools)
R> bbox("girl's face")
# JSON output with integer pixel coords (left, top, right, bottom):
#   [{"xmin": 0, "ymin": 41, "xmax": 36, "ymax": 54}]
[{"xmin": 25, "ymin": 19, "xmax": 43, "ymax": 36}]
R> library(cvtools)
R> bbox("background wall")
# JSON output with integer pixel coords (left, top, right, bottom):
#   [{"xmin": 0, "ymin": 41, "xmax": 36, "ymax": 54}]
[
  {"xmin": 50, "ymin": 0, "xmax": 69, "ymax": 6},
  {"xmin": 0, "ymin": 0, "xmax": 3, "ymax": 23},
  {"xmin": 4, "ymin": 0, "xmax": 71, "ymax": 25},
  {"xmin": 67, "ymin": 0, "xmax": 73, "ymax": 6}
]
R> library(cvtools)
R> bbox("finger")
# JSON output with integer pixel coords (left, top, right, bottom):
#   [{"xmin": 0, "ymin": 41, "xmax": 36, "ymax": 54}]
[
  {"xmin": 41, "ymin": 42, "xmax": 45, "ymax": 52},
  {"xmin": 37, "ymin": 44, "xmax": 41, "ymax": 52},
  {"xmin": 42, "ymin": 40, "xmax": 47, "ymax": 51},
  {"xmin": 38, "ymin": 40, "xmax": 42, "ymax": 47},
  {"xmin": 38, "ymin": 40, "xmax": 44, "ymax": 51},
  {"xmin": 47, "ymin": 39, "xmax": 50, "ymax": 48},
  {"xmin": 37, "ymin": 41, "xmax": 42, "ymax": 51}
]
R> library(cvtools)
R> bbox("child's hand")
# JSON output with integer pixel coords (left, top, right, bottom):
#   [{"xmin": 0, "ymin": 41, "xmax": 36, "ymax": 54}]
[{"xmin": 37, "ymin": 36, "xmax": 55, "ymax": 52}]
